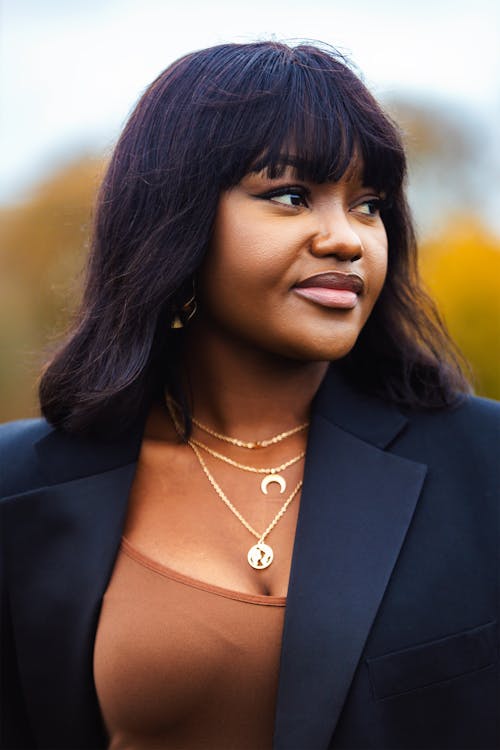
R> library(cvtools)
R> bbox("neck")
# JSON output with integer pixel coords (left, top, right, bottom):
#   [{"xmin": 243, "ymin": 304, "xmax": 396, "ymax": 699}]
[{"xmin": 177, "ymin": 323, "xmax": 329, "ymax": 441}]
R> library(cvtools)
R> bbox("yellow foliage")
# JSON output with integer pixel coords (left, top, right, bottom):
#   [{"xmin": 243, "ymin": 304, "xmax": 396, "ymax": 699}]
[
  {"xmin": 0, "ymin": 157, "xmax": 106, "ymax": 421},
  {"xmin": 419, "ymin": 218, "xmax": 500, "ymax": 399}
]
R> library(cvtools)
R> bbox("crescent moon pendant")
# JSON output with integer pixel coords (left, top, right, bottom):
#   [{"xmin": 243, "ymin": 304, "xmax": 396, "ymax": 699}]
[{"xmin": 261, "ymin": 473, "xmax": 286, "ymax": 495}]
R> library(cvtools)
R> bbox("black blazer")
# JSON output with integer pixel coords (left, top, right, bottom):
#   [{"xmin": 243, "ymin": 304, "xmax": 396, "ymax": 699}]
[{"xmin": 1, "ymin": 367, "xmax": 499, "ymax": 750}]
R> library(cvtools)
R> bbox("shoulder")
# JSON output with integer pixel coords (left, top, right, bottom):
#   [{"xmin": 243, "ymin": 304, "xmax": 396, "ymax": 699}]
[
  {"xmin": 1, "ymin": 413, "xmax": 145, "ymax": 501},
  {"xmin": 462, "ymin": 396, "xmax": 500, "ymax": 430},
  {"xmin": 403, "ymin": 394, "xmax": 499, "ymax": 441},
  {"xmin": 0, "ymin": 416, "xmax": 53, "ymax": 448},
  {"xmin": 0, "ymin": 418, "xmax": 53, "ymax": 498},
  {"xmin": 446, "ymin": 393, "xmax": 499, "ymax": 423},
  {"xmin": 396, "ymin": 394, "xmax": 499, "ymax": 477}
]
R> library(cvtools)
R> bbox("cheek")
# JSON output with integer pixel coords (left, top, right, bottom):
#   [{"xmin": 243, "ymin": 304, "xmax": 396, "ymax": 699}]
[
  {"xmin": 366, "ymin": 233, "xmax": 389, "ymax": 303},
  {"xmin": 203, "ymin": 216, "xmax": 294, "ymax": 301},
  {"xmin": 374, "ymin": 253, "xmax": 388, "ymax": 295},
  {"xmin": 198, "ymin": 225, "xmax": 267, "ymax": 323}
]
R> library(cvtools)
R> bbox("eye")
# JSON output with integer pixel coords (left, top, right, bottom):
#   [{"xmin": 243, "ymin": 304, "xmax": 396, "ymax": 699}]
[
  {"xmin": 352, "ymin": 197, "xmax": 384, "ymax": 217},
  {"xmin": 259, "ymin": 186, "xmax": 310, "ymax": 208}
]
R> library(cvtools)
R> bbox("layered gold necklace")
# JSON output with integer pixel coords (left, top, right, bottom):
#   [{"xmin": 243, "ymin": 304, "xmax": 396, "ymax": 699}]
[
  {"xmin": 189, "ymin": 441, "xmax": 303, "ymax": 569},
  {"xmin": 165, "ymin": 394, "xmax": 308, "ymax": 569}
]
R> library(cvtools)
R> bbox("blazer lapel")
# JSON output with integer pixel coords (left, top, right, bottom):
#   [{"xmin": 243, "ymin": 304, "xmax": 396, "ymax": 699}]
[
  {"xmin": 273, "ymin": 369, "xmax": 428, "ymax": 750},
  {"xmin": 3, "ymin": 425, "xmax": 144, "ymax": 749}
]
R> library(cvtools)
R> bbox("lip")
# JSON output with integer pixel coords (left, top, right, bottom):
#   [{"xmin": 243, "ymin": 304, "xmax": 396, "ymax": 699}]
[
  {"xmin": 293, "ymin": 271, "xmax": 364, "ymax": 310},
  {"xmin": 295, "ymin": 271, "xmax": 364, "ymax": 293}
]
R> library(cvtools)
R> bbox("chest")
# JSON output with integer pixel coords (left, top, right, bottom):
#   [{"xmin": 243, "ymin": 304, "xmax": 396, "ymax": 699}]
[{"xmin": 122, "ymin": 438, "xmax": 303, "ymax": 597}]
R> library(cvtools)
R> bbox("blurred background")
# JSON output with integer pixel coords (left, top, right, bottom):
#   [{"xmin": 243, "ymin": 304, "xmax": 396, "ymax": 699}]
[{"xmin": 1, "ymin": 0, "xmax": 499, "ymax": 422}]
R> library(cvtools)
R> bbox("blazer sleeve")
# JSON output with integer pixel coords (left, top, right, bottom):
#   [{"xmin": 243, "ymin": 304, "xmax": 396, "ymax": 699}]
[
  {"xmin": 0, "ymin": 421, "xmax": 45, "ymax": 748},
  {"xmin": 1, "ymin": 529, "xmax": 36, "ymax": 747}
]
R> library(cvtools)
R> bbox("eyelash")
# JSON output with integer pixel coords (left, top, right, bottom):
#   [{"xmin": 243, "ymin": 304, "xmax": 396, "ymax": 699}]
[
  {"xmin": 258, "ymin": 186, "xmax": 385, "ymax": 215},
  {"xmin": 354, "ymin": 198, "xmax": 384, "ymax": 217},
  {"xmin": 259, "ymin": 186, "xmax": 310, "ymax": 207}
]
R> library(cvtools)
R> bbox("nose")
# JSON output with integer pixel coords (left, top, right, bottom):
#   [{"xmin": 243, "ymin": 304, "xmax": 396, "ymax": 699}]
[{"xmin": 310, "ymin": 210, "xmax": 363, "ymax": 262}]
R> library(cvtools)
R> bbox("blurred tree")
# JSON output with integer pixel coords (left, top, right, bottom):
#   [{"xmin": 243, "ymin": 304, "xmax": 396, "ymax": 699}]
[
  {"xmin": 384, "ymin": 97, "xmax": 489, "ymax": 236},
  {"xmin": 386, "ymin": 98, "xmax": 477, "ymax": 164},
  {"xmin": 0, "ymin": 156, "xmax": 105, "ymax": 421}
]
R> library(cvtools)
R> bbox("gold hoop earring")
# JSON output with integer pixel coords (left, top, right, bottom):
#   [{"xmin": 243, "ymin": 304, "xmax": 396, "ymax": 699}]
[{"xmin": 170, "ymin": 283, "xmax": 197, "ymax": 329}]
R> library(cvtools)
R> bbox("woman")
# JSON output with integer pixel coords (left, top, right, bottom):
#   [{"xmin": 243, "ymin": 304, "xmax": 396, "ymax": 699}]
[{"xmin": 0, "ymin": 41, "xmax": 498, "ymax": 750}]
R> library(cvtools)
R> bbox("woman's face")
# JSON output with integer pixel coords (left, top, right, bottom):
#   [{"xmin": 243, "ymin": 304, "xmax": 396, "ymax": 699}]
[{"xmin": 196, "ymin": 163, "xmax": 388, "ymax": 363}]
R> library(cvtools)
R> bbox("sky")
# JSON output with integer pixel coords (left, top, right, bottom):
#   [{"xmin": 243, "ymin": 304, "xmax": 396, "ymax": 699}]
[{"xmin": 1, "ymin": 0, "xmax": 499, "ymax": 214}]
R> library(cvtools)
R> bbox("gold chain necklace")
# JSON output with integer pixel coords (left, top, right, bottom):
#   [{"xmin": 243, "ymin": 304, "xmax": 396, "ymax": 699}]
[
  {"xmin": 189, "ymin": 437, "xmax": 305, "ymax": 495},
  {"xmin": 189, "ymin": 440, "xmax": 303, "ymax": 570},
  {"xmin": 166, "ymin": 395, "xmax": 306, "ymax": 495},
  {"xmin": 166, "ymin": 393, "xmax": 309, "ymax": 449},
  {"xmin": 192, "ymin": 414, "xmax": 309, "ymax": 448}
]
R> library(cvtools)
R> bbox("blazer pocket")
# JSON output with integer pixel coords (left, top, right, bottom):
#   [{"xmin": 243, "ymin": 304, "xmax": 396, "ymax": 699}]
[{"xmin": 366, "ymin": 621, "xmax": 498, "ymax": 700}]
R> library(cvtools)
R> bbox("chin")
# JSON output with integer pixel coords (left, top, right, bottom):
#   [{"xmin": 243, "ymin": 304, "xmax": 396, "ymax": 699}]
[
  {"xmin": 276, "ymin": 333, "xmax": 360, "ymax": 363},
  {"xmin": 271, "ymin": 311, "xmax": 366, "ymax": 361}
]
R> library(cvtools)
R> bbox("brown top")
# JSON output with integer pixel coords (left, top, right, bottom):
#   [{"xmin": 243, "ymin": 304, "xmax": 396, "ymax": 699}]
[{"xmin": 93, "ymin": 537, "xmax": 286, "ymax": 750}]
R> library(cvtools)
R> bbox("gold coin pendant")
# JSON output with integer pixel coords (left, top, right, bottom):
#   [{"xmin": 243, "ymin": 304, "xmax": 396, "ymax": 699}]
[{"xmin": 247, "ymin": 542, "xmax": 274, "ymax": 569}]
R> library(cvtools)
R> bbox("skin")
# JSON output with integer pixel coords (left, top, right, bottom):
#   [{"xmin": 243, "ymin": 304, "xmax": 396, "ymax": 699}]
[
  {"xmin": 196, "ymin": 164, "xmax": 387, "ymax": 363},
  {"xmin": 125, "ymin": 163, "xmax": 388, "ymax": 595}
]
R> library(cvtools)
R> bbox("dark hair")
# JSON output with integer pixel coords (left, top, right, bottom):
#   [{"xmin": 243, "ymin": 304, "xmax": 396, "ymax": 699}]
[{"xmin": 39, "ymin": 40, "xmax": 471, "ymax": 437}]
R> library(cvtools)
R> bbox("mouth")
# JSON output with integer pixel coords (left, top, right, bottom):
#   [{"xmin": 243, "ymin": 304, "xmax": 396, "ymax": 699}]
[{"xmin": 293, "ymin": 271, "xmax": 364, "ymax": 310}]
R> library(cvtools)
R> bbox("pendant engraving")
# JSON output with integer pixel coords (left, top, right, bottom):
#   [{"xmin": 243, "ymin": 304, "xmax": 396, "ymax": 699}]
[
  {"xmin": 247, "ymin": 542, "xmax": 274, "ymax": 569},
  {"xmin": 260, "ymin": 473, "xmax": 286, "ymax": 495}
]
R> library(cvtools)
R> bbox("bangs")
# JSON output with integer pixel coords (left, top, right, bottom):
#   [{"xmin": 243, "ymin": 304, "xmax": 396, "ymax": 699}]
[{"xmin": 211, "ymin": 44, "xmax": 406, "ymax": 197}]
